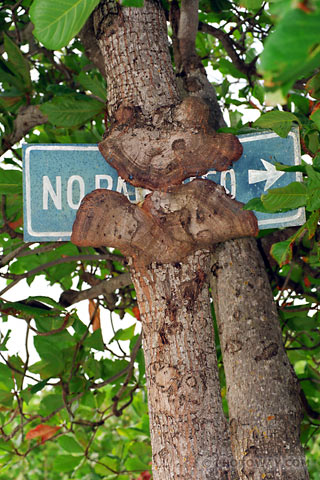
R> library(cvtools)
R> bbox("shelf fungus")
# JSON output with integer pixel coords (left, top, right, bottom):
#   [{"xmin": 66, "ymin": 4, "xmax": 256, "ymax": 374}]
[
  {"xmin": 99, "ymin": 97, "xmax": 243, "ymax": 190},
  {"xmin": 71, "ymin": 179, "xmax": 258, "ymax": 265}
]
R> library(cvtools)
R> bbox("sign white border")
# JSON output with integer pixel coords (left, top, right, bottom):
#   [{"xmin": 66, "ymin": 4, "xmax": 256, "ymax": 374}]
[
  {"xmin": 24, "ymin": 131, "xmax": 306, "ymax": 239},
  {"xmin": 24, "ymin": 145, "xmax": 98, "ymax": 239}
]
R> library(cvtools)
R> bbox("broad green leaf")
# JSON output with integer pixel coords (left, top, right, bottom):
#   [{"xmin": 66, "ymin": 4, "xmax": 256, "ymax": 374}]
[
  {"xmin": 83, "ymin": 329, "xmax": 105, "ymax": 351},
  {"xmin": 0, "ymin": 363, "xmax": 15, "ymax": 391},
  {"xmin": 30, "ymin": 0, "xmax": 100, "ymax": 50},
  {"xmin": 76, "ymin": 72, "xmax": 106, "ymax": 100},
  {"xmin": 53, "ymin": 454, "xmax": 82, "ymax": 473},
  {"xmin": 33, "ymin": 337, "xmax": 65, "ymax": 375},
  {"xmin": 240, "ymin": 0, "xmax": 262, "ymax": 10},
  {"xmin": 39, "ymin": 394, "xmax": 63, "ymax": 415},
  {"xmin": 0, "ymin": 390, "xmax": 14, "ymax": 407},
  {"xmin": 94, "ymin": 456, "xmax": 119, "ymax": 475},
  {"xmin": 40, "ymin": 95, "xmax": 104, "ymax": 127},
  {"xmin": 0, "ymin": 438, "xmax": 14, "ymax": 453},
  {"xmin": 112, "ymin": 324, "xmax": 135, "ymax": 342},
  {"xmin": 3, "ymin": 34, "xmax": 31, "ymax": 88},
  {"xmin": 310, "ymin": 108, "xmax": 320, "ymax": 130},
  {"xmin": 124, "ymin": 457, "xmax": 150, "ymax": 471},
  {"xmin": 252, "ymin": 84, "xmax": 264, "ymax": 105},
  {"xmin": 0, "ymin": 169, "xmax": 22, "ymax": 194},
  {"xmin": 58, "ymin": 435, "xmax": 83, "ymax": 454},
  {"xmin": 261, "ymin": 182, "xmax": 307, "ymax": 211},
  {"xmin": 243, "ymin": 197, "xmax": 269, "ymax": 213},
  {"xmin": 253, "ymin": 111, "xmax": 300, "ymax": 138},
  {"xmin": 260, "ymin": 8, "xmax": 320, "ymax": 88},
  {"xmin": 218, "ymin": 58, "xmax": 246, "ymax": 79},
  {"xmin": 306, "ymin": 165, "xmax": 320, "ymax": 211},
  {"xmin": 270, "ymin": 240, "xmax": 293, "ymax": 266}
]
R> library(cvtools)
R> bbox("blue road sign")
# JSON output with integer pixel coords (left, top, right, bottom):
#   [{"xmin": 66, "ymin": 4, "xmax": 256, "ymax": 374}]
[{"xmin": 23, "ymin": 129, "xmax": 305, "ymax": 242}]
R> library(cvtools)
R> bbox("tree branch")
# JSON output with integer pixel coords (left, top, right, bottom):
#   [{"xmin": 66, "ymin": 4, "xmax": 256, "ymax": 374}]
[
  {"xmin": 0, "ymin": 254, "xmax": 119, "ymax": 296},
  {"xmin": 1, "ymin": 106, "xmax": 47, "ymax": 156},
  {"xmin": 178, "ymin": 0, "xmax": 201, "ymax": 71},
  {"xmin": 59, "ymin": 272, "xmax": 132, "ymax": 306},
  {"xmin": 198, "ymin": 21, "xmax": 258, "ymax": 78}
]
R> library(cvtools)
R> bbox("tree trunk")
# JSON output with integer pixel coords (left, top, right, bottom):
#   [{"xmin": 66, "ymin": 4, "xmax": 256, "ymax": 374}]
[
  {"xmin": 130, "ymin": 252, "xmax": 238, "ymax": 479},
  {"xmin": 210, "ymin": 238, "xmax": 309, "ymax": 479},
  {"xmin": 75, "ymin": 1, "xmax": 309, "ymax": 479},
  {"xmin": 89, "ymin": 1, "xmax": 239, "ymax": 478}
]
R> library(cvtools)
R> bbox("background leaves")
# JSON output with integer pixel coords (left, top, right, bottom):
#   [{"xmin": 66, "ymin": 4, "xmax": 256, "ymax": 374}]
[
  {"xmin": 29, "ymin": 0, "xmax": 100, "ymax": 49},
  {"xmin": 0, "ymin": 0, "xmax": 320, "ymax": 478}
]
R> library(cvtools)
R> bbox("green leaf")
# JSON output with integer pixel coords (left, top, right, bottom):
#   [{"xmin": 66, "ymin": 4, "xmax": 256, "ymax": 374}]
[
  {"xmin": 58, "ymin": 435, "xmax": 83, "ymax": 454},
  {"xmin": 252, "ymin": 84, "xmax": 264, "ymax": 105},
  {"xmin": 53, "ymin": 454, "xmax": 82, "ymax": 473},
  {"xmin": 40, "ymin": 95, "xmax": 104, "ymax": 127},
  {"xmin": 94, "ymin": 456, "xmax": 119, "ymax": 475},
  {"xmin": 259, "ymin": 8, "xmax": 320, "ymax": 88},
  {"xmin": 33, "ymin": 337, "xmax": 65, "ymax": 375},
  {"xmin": 310, "ymin": 107, "xmax": 320, "ymax": 130},
  {"xmin": 240, "ymin": 0, "xmax": 263, "ymax": 10},
  {"xmin": 76, "ymin": 72, "xmax": 106, "ymax": 100},
  {"xmin": 29, "ymin": 0, "xmax": 100, "ymax": 50},
  {"xmin": 305, "ymin": 210, "xmax": 320, "ymax": 239},
  {"xmin": 83, "ymin": 329, "xmax": 105, "ymax": 351},
  {"xmin": 270, "ymin": 240, "xmax": 293, "ymax": 266},
  {"xmin": 243, "ymin": 197, "xmax": 269, "ymax": 213},
  {"xmin": 274, "ymin": 162, "xmax": 307, "ymax": 174},
  {"xmin": 253, "ymin": 111, "xmax": 300, "ymax": 138},
  {"xmin": 306, "ymin": 165, "xmax": 320, "ymax": 211},
  {"xmin": 218, "ymin": 58, "xmax": 246, "ymax": 79},
  {"xmin": 261, "ymin": 182, "xmax": 307, "ymax": 211},
  {"xmin": 112, "ymin": 324, "xmax": 135, "ymax": 342},
  {"xmin": 30, "ymin": 378, "xmax": 50, "ymax": 394},
  {"xmin": 306, "ymin": 72, "xmax": 320, "ymax": 99},
  {"xmin": 0, "ymin": 390, "xmax": 14, "ymax": 407},
  {"xmin": 39, "ymin": 394, "xmax": 63, "ymax": 415},
  {"xmin": 0, "ymin": 363, "xmax": 15, "ymax": 391},
  {"xmin": 124, "ymin": 457, "xmax": 150, "ymax": 471},
  {"xmin": 3, "ymin": 34, "xmax": 31, "ymax": 88},
  {"xmin": 0, "ymin": 169, "xmax": 22, "ymax": 194}
]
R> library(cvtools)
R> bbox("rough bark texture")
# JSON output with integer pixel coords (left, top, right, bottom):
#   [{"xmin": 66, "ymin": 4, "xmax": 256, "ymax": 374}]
[
  {"xmin": 74, "ymin": 1, "xmax": 308, "ymax": 479},
  {"xmin": 130, "ymin": 251, "xmax": 238, "ymax": 479},
  {"xmin": 99, "ymin": 96, "xmax": 243, "ymax": 190},
  {"xmin": 210, "ymin": 238, "xmax": 309, "ymax": 480},
  {"xmin": 94, "ymin": 0, "xmax": 179, "ymax": 119},
  {"xmin": 71, "ymin": 179, "xmax": 258, "ymax": 264}
]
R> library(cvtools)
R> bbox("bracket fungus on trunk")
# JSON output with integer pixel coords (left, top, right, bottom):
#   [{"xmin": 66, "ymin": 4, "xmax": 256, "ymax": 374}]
[
  {"xmin": 99, "ymin": 96, "xmax": 243, "ymax": 190},
  {"xmin": 71, "ymin": 179, "xmax": 258, "ymax": 265}
]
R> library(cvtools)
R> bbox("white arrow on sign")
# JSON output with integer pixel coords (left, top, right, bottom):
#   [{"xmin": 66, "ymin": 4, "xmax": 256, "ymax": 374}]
[{"xmin": 248, "ymin": 158, "xmax": 285, "ymax": 191}]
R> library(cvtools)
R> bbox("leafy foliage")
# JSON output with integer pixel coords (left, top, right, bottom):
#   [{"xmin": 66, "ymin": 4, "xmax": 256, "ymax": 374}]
[{"xmin": 0, "ymin": 0, "xmax": 319, "ymax": 478}]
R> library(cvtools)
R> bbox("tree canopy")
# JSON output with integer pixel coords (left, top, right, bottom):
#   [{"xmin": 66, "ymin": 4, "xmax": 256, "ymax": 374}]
[{"xmin": 0, "ymin": 0, "xmax": 319, "ymax": 478}]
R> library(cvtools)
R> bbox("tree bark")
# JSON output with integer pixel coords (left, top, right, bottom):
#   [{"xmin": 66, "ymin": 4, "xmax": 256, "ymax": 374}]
[
  {"xmin": 75, "ymin": 1, "xmax": 309, "ymax": 479},
  {"xmin": 131, "ymin": 252, "xmax": 238, "ymax": 479},
  {"xmin": 85, "ymin": 1, "xmax": 240, "ymax": 478},
  {"xmin": 210, "ymin": 238, "xmax": 309, "ymax": 479}
]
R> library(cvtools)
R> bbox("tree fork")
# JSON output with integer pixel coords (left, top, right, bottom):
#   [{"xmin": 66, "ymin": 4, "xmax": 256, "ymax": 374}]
[{"xmin": 71, "ymin": 0, "xmax": 259, "ymax": 478}]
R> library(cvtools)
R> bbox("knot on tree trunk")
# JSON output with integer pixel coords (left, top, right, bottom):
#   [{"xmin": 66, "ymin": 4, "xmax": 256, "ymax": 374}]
[
  {"xmin": 99, "ymin": 97, "xmax": 243, "ymax": 190},
  {"xmin": 71, "ymin": 179, "xmax": 258, "ymax": 265}
]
